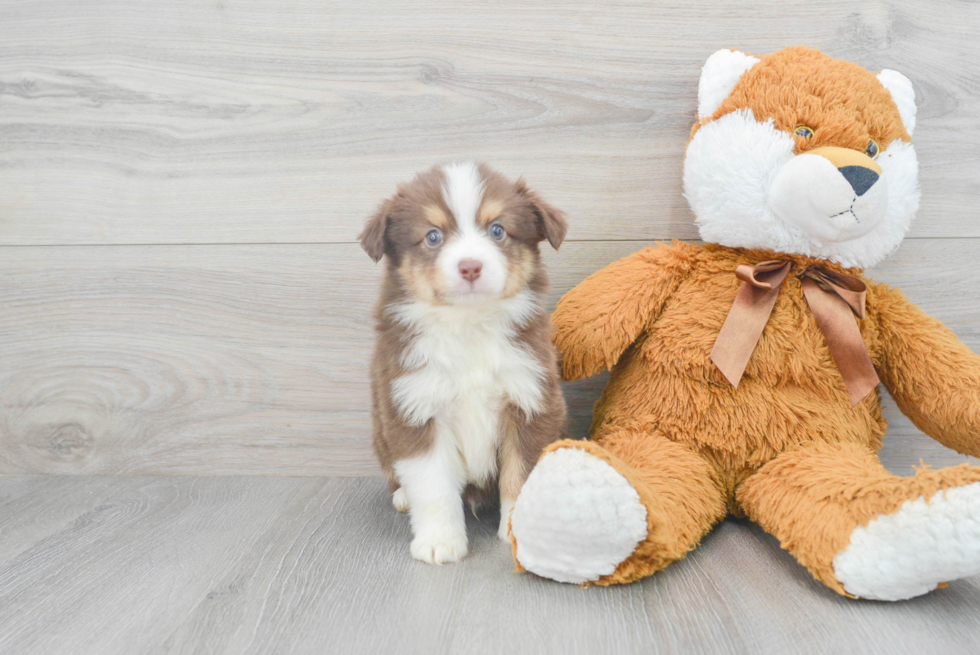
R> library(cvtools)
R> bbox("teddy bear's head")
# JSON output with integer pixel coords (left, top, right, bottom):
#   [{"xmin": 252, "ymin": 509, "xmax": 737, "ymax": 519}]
[{"xmin": 683, "ymin": 46, "xmax": 919, "ymax": 268}]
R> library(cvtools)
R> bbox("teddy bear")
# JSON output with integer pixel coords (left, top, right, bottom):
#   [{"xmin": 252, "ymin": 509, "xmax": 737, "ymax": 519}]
[{"xmin": 507, "ymin": 46, "xmax": 980, "ymax": 601}]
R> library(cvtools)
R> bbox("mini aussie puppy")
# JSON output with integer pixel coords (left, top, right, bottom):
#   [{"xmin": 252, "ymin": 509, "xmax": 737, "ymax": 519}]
[{"xmin": 359, "ymin": 162, "xmax": 568, "ymax": 564}]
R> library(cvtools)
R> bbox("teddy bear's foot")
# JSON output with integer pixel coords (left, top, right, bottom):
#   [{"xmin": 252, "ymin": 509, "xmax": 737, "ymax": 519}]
[
  {"xmin": 510, "ymin": 446, "xmax": 648, "ymax": 583},
  {"xmin": 833, "ymin": 482, "xmax": 980, "ymax": 600}
]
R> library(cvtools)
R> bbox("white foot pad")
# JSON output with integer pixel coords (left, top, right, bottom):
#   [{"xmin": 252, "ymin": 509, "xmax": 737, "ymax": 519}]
[
  {"xmin": 510, "ymin": 447, "xmax": 648, "ymax": 583},
  {"xmin": 834, "ymin": 482, "xmax": 980, "ymax": 600}
]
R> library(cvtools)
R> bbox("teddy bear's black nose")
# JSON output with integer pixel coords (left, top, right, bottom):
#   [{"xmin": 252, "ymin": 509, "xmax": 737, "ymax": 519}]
[{"xmin": 839, "ymin": 166, "xmax": 879, "ymax": 197}]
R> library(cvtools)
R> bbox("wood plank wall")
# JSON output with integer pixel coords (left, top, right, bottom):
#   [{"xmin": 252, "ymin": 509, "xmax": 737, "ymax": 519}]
[{"xmin": 2, "ymin": 0, "xmax": 980, "ymax": 475}]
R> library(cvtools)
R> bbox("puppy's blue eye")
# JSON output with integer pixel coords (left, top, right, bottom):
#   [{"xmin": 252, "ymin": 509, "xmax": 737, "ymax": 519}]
[
  {"xmin": 488, "ymin": 222, "xmax": 506, "ymax": 241},
  {"xmin": 425, "ymin": 228, "xmax": 443, "ymax": 247}
]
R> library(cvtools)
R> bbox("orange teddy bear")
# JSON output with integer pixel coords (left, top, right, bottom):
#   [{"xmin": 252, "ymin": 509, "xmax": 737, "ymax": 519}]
[{"xmin": 509, "ymin": 47, "xmax": 980, "ymax": 601}]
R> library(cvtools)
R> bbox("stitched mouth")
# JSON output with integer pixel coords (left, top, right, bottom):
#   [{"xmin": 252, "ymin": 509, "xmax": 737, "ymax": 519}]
[{"xmin": 829, "ymin": 197, "xmax": 860, "ymax": 223}]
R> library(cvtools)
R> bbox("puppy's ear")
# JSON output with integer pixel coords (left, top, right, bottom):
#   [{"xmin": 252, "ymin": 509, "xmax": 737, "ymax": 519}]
[
  {"xmin": 517, "ymin": 178, "xmax": 567, "ymax": 250},
  {"xmin": 359, "ymin": 198, "xmax": 394, "ymax": 263}
]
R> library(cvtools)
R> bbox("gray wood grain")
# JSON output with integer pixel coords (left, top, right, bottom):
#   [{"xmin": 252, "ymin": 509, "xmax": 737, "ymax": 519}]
[
  {"xmin": 0, "ymin": 476, "xmax": 129, "ymax": 568},
  {"xmin": 2, "ymin": 476, "xmax": 976, "ymax": 655},
  {"xmin": 155, "ymin": 478, "xmax": 980, "ymax": 655},
  {"xmin": 1, "ymin": 0, "xmax": 979, "ymax": 245},
  {"xmin": 0, "ymin": 476, "xmax": 317, "ymax": 655},
  {"xmin": 2, "ymin": 240, "xmax": 979, "ymax": 475}
]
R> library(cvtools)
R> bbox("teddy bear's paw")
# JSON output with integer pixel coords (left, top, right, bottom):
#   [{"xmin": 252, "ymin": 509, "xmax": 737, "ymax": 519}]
[
  {"xmin": 510, "ymin": 447, "xmax": 648, "ymax": 583},
  {"xmin": 833, "ymin": 482, "xmax": 980, "ymax": 600}
]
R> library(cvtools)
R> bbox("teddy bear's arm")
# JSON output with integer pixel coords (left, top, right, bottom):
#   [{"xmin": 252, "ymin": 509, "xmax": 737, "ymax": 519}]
[
  {"xmin": 873, "ymin": 282, "xmax": 980, "ymax": 457},
  {"xmin": 551, "ymin": 243, "xmax": 692, "ymax": 381}
]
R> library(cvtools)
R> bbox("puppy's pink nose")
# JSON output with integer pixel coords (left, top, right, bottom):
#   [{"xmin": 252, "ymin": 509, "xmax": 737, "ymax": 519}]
[{"xmin": 458, "ymin": 259, "xmax": 482, "ymax": 282}]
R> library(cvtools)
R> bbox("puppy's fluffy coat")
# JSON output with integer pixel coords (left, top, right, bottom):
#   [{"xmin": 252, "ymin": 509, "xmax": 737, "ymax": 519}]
[{"xmin": 359, "ymin": 162, "xmax": 567, "ymax": 564}]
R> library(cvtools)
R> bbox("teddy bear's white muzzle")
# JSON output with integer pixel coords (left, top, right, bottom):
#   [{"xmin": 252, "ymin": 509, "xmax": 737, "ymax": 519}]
[{"xmin": 768, "ymin": 153, "xmax": 888, "ymax": 244}]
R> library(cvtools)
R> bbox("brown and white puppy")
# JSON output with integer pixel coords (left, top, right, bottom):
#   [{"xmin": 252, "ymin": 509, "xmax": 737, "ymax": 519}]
[{"xmin": 359, "ymin": 162, "xmax": 567, "ymax": 564}]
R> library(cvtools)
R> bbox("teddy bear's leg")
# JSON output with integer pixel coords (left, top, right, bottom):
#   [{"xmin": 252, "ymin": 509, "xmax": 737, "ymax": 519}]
[
  {"xmin": 509, "ymin": 431, "xmax": 727, "ymax": 585},
  {"xmin": 737, "ymin": 440, "xmax": 980, "ymax": 600}
]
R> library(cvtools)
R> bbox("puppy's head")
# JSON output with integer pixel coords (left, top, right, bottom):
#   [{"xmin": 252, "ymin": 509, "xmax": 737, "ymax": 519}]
[{"xmin": 359, "ymin": 162, "xmax": 566, "ymax": 304}]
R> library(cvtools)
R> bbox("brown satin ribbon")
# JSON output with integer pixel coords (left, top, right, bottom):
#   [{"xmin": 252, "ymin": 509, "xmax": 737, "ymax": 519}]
[{"xmin": 709, "ymin": 260, "xmax": 880, "ymax": 407}]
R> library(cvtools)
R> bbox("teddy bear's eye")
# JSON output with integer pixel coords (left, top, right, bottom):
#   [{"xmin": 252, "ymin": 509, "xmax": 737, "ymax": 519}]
[
  {"xmin": 866, "ymin": 139, "xmax": 880, "ymax": 159},
  {"xmin": 795, "ymin": 125, "xmax": 814, "ymax": 138}
]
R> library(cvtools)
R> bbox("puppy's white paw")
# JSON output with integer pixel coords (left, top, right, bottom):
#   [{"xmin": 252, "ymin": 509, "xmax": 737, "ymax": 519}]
[
  {"xmin": 498, "ymin": 499, "xmax": 515, "ymax": 542},
  {"xmin": 410, "ymin": 528, "xmax": 468, "ymax": 564},
  {"xmin": 392, "ymin": 488, "xmax": 409, "ymax": 513}
]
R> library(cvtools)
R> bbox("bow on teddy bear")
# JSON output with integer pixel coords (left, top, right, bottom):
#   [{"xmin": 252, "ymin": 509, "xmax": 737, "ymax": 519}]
[{"xmin": 508, "ymin": 46, "xmax": 980, "ymax": 601}]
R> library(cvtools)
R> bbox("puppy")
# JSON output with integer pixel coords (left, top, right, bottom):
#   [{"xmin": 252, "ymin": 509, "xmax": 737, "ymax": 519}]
[{"xmin": 359, "ymin": 162, "xmax": 568, "ymax": 564}]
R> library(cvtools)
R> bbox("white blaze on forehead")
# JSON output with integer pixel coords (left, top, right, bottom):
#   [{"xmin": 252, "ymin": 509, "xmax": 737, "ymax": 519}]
[
  {"xmin": 441, "ymin": 162, "xmax": 485, "ymax": 232},
  {"xmin": 436, "ymin": 162, "xmax": 509, "ymax": 300}
]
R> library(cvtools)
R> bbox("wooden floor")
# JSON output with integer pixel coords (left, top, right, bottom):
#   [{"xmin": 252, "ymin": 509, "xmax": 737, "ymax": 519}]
[{"xmin": 0, "ymin": 475, "xmax": 978, "ymax": 655}]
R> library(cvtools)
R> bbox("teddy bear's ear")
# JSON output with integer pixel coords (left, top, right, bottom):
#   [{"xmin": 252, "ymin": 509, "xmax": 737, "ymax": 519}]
[
  {"xmin": 697, "ymin": 49, "xmax": 760, "ymax": 121},
  {"xmin": 877, "ymin": 69, "xmax": 916, "ymax": 136}
]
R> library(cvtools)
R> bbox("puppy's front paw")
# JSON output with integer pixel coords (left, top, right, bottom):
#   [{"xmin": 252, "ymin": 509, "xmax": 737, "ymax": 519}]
[
  {"xmin": 392, "ymin": 488, "xmax": 409, "ymax": 513},
  {"xmin": 411, "ymin": 529, "xmax": 468, "ymax": 564}
]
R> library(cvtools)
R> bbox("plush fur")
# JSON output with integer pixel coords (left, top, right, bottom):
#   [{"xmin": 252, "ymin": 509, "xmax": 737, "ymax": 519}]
[
  {"xmin": 509, "ymin": 47, "xmax": 980, "ymax": 600},
  {"xmin": 684, "ymin": 47, "xmax": 920, "ymax": 268},
  {"xmin": 360, "ymin": 162, "xmax": 568, "ymax": 563}
]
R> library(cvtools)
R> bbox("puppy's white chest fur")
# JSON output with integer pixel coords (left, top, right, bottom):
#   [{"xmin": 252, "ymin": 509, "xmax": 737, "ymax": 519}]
[{"xmin": 389, "ymin": 292, "xmax": 545, "ymax": 483}]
